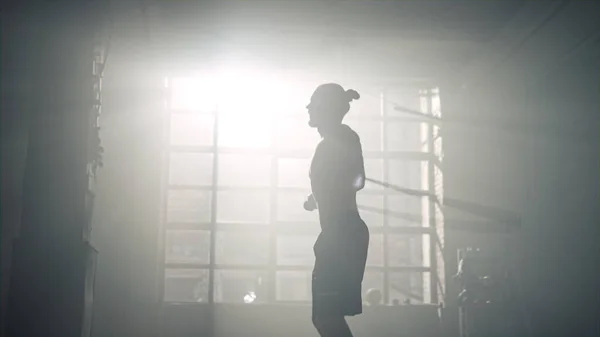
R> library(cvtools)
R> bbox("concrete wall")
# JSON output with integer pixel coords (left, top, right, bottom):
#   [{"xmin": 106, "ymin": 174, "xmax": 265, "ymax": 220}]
[
  {"xmin": 442, "ymin": 2, "xmax": 600, "ymax": 335},
  {"xmin": 1, "ymin": 12, "xmax": 37, "ymax": 336}
]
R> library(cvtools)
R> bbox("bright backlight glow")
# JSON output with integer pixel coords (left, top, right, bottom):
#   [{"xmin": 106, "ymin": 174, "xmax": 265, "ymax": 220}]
[
  {"xmin": 243, "ymin": 291, "xmax": 257, "ymax": 304},
  {"xmin": 170, "ymin": 69, "xmax": 294, "ymax": 115},
  {"xmin": 169, "ymin": 68, "xmax": 318, "ymax": 148}
]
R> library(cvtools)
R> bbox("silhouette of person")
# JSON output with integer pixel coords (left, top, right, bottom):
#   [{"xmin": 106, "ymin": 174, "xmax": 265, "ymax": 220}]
[{"xmin": 304, "ymin": 83, "xmax": 369, "ymax": 337}]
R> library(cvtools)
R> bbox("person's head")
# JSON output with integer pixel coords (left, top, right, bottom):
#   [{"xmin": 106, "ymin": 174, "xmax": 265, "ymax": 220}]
[{"xmin": 306, "ymin": 83, "xmax": 360, "ymax": 129}]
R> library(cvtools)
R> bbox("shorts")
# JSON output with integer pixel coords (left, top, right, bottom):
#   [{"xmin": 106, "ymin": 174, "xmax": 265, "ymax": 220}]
[{"xmin": 312, "ymin": 219, "xmax": 369, "ymax": 319}]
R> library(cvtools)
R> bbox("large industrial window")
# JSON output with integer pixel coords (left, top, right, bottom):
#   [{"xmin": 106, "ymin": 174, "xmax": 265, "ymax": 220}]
[{"xmin": 160, "ymin": 70, "xmax": 444, "ymax": 305}]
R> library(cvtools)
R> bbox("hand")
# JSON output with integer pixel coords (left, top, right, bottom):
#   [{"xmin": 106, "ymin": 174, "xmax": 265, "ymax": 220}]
[{"xmin": 303, "ymin": 194, "xmax": 317, "ymax": 211}]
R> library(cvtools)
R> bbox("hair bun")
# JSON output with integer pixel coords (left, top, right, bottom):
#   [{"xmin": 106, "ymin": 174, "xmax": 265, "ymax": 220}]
[{"xmin": 345, "ymin": 89, "xmax": 360, "ymax": 102}]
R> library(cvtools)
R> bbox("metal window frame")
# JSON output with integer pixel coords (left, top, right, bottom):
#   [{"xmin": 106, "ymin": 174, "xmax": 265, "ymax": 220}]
[{"xmin": 158, "ymin": 78, "xmax": 444, "ymax": 305}]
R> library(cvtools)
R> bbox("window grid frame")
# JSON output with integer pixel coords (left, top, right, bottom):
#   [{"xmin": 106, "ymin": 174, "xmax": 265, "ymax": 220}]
[
  {"xmin": 381, "ymin": 90, "xmax": 391, "ymax": 303},
  {"xmin": 207, "ymin": 106, "xmax": 220, "ymax": 304},
  {"xmin": 159, "ymin": 81, "xmax": 442, "ymax": 305}
]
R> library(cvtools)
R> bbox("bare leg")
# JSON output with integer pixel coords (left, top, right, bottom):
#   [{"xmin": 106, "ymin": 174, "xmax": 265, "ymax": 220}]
[
  {"xmin": 313, "ymin": 316, "xmax": 326, "ymax": 337},
  {"xmin": 317, "ymin": 316, "xmax": 354, "ymax": 337}
]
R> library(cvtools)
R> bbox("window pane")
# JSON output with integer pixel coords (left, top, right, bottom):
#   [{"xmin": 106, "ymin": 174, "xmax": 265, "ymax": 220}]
[
  {"xmin": 215, "ymin": 231, "xmax": 270, "ymax": 265},
  {"xmin": 166, "ymin": 190, "xmax": 211, "ymax": 223},
  {"xmin": 349, "ymin": 92, "xmax": 381, "ymax": 117},
  {"xmin": 164, "ymin": 269, "xmax": 209, "ymax": 302},
  {"xmin": 165, "ymin": 230, "xmax": 210, "ymax": 264},
  {"xmin": 388, "ymin": 234, "xmax": 428, "ymax": 267},
  {"xmin": 389, "ymin": 272, "xmax": 427, "ymax": 304},
  {"xmin": 385, "ymin": 90, "xmax": 421, "ymax": 118},
  {"xmin": 277, "ymin": 235, "xmax": 315, "ymax": 266},
  {"xmin": 170, "ymin": 113, "xmax": 214, "ymax": 146},
  {"xmin": 276, "ymin": 118, "xmax": 320, "ymax": 150},
  {"xmin": 362, "ymin": 272, "xmax": 384, "ymax": 299},
  {"xmin": 386, "ymin": 122, "xmax": 425, "ymax": 152},
  {"xmin": 367, "ymin": 234, "xmax": 384, "ymax": 267},
  {"xmin": 214, "ymin": 270, "xmax": 268, "ymax": 303},
  {"xmin": 357, "ymin": 194, "xmax": 383, "ymax": 227},
  {"xmin": 433, "ymin": 134, "xmax": 443, "ymax": 160},
  {"xmin": 363, "ymin": 159, "xmax": 384, "ymax": 190},
  {"xmin": 217, "ymin": 191, "xmax": 270, "ymax": 223},
  {"xmin": 217, "ymin": 90, "xmax": 277, "ymax": 118},
  {"xmin": 387, "ymin": 160, "xmax": 423, "ymax": 190},
  {"xmin": 218, "ymin": 154, "xmax": 271, "ymax": 187},
  {"xmin": 215, "ymin": 73, "xmax": 290, "ymax": 117},
  {"xmin": 276, "ymin": 271, "xmax": 312, "ymax": 301},
  {"xmin": 431, "ymin": 91, "xmax": 441, "ymax": 117},
  {"xmin": 277, "ymin": 192, "xmax": 319, "ymax": 223},
  {"xmin": 345, "ymin": 120, "xmax": 382, "ymax": 151},
  {"xmin": 218, "ymin": 114, "xmax": 271, "ymax": 148},
  {"xmin": 278, "ymin": 80, "xmax": 316, "ymax": 117},
  {"xmin": 169, "ymin": 153, "xmax": 213, "ymax": 186},
  {"xmin": 278, "ymin": 158, "xmax": 311, "ymax": 188},
  {"xmin": 170, "ymin": 77, "xmax": 217, "ymax": 112},
  {"xmin": 386, "ymin": 195, "xmax": 423, "ymax": 227}
]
